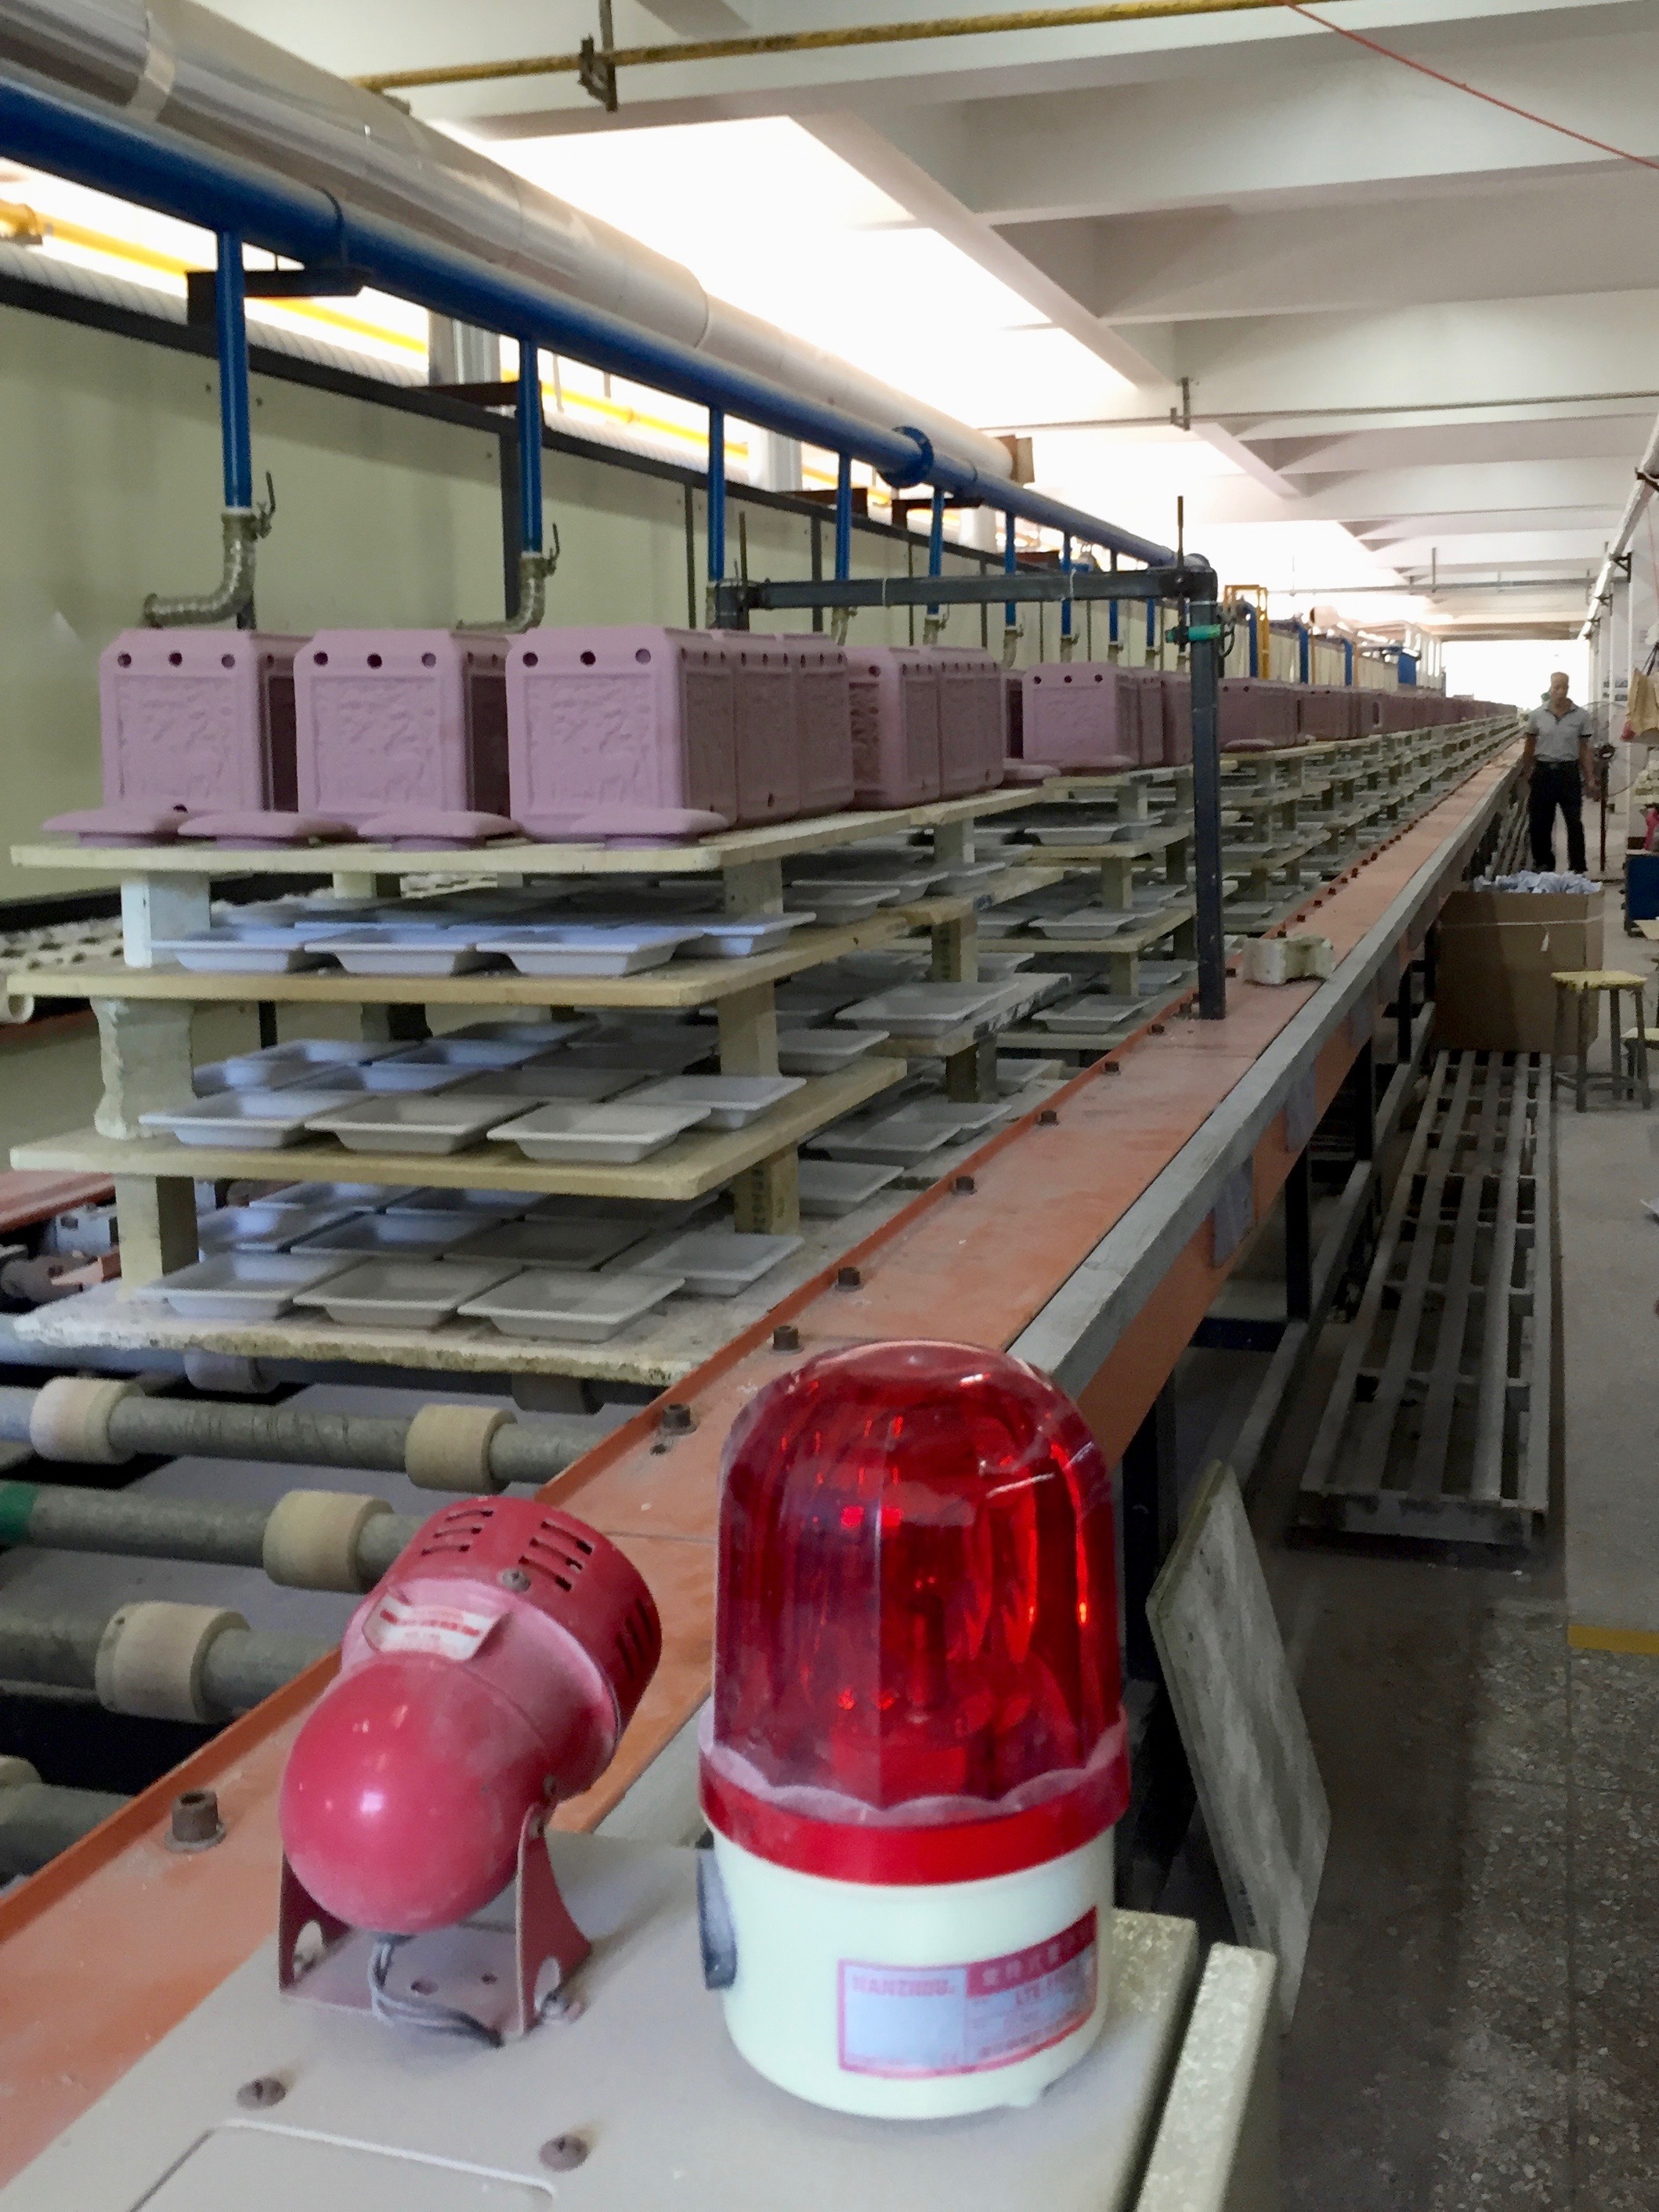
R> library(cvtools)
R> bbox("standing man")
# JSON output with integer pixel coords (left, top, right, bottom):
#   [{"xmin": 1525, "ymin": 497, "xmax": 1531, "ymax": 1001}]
[{"xmin": 1523, "ymin": 672, "xmax": 1595, "ymax": 873}]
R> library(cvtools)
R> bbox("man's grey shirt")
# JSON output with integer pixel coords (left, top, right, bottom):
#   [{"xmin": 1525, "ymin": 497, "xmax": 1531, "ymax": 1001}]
[{"xmin": 1524, "ymin": 704, "xmax": 1592, "ymax": 763}]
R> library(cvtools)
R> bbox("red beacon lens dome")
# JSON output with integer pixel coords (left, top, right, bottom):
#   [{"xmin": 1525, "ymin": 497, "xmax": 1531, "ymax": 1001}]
[{"xmin": 701, "ymin": 1340, "xmax": 1129, "ymax": 1885}]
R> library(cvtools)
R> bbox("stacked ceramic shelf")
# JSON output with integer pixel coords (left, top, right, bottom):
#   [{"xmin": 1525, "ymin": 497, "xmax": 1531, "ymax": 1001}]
[
  {"xmin": 975, "ymin": 767, "xmax": 1204, "ymax": 1058},
  {"xmin": 4, "ymin": 788, "xmax": 1050, "ymax": 1381}
]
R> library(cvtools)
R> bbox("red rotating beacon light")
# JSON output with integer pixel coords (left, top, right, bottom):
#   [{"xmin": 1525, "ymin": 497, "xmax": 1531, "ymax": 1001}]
[
  {"xmin": 699, "ymin": 1339, "xmax": 1129, "ymax": 2118},
  {"xmin": 279, "ymin": 1495, "xmax": 660, "ymax": 2042}
]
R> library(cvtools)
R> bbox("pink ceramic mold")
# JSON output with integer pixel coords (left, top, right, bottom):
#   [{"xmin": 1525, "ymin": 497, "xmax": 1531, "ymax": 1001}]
[
  {"xmin": 1018, "ymin": 662, "xmax": 1141, "ymax": 772},
  {"xmin": 45, "ymin": 802, "xmax": 190, "ymax": 848},
  {"xmin": 1220, "ymin": 679, "xmax": 1299, "ymax": 752},
  {"xmin": 1162, "ymin": 674, "xmax": 1193, "ymax": 766},
  {"xmin": 95, "ymin": 630, "xmax": 305, "ymax": 825},
  {"xmin": 505, "ymin": 627, "xmax": 739, "ymax": 842},
  {"xmin": 847, "ymin": 646, "xmax": 942, "ymax": 809},
  {"xmin": 294, "ymin": 631, "xmax": 511, "ymax": 837},
  {"xmin": 938, "ymin": 649, "xmax": 1007, "ymax": 798},
  {"xmin": 790, "ymin": 638, "xmax": 855, "ymax": 815},
  {"xmin": 178, "ymin": 811, "xmax": 352, "ymax": 846},
  {"xmin": 726, "ymin": 635, "xmax": 799, "ymax": 823},
  {"xmin": 1125, "ymin": 669, "xmax": 1171, "ymax": 767},
  {"xmin": 354, "ymin": 808, "xmax": 521, "ymax": 848}
]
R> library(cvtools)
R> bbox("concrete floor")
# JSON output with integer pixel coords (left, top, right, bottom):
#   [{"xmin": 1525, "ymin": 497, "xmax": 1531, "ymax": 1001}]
[{"xmin": 1251, "ymin": 900, "xmax": 1659, "ymax": 2209}]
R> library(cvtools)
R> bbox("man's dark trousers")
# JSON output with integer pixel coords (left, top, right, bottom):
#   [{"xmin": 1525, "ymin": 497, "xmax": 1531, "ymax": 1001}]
[{"xmin": 1529, "ymin": 760, "xmax": 1587, "ymax": 873}]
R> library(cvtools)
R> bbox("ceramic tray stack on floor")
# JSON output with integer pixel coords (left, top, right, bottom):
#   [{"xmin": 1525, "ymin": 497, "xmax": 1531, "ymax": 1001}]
[{"xmin": 5, "ymin": 783, "xmax": 1075, "ymax": 1377}]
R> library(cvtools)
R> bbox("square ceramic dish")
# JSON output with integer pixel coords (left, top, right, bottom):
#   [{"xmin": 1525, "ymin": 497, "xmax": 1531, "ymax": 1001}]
[
  {"xmin": 834, "ymin": 983, "xmax": 1007, "ymax": 1037},
  {"xmin": 458, "ymin": 1266, "xmax": 685, "ymax": 1343},
  {"xmin": 139, "ymin": 1251, "xmax": 349, "ymax": 1321},
  {"xmin": 380, "ymin": 1038, "xmax": 546, "ymax": 1072},
  {"xmin": 302, "ymin": 930, "xmax": 498, "ymax": 978},
  {"xmin": 561, "ymin": 1036, "xmax": 716, "ymax": 1076},
  {"xmin": 141, "ymin": 1089, "xmax": 356, "ymax": 1151},
  {"xmin": 775, "ymin": 1028, "xmax": 890, "ymax": 1075},
  {"xmin": 449, "ymin": 1216, "xmax": 652, "ymax": 1270},
  {"xmin": 783, "ymin": 884, "xmax": 900, "ymax": 924},
  {"xmin": 477, "ymin": 925, "xmax": 700, "ymax": 978},
  {"xmin": 305, "ymin": 1093, "xmax": 522, "ymax": 1156},
  {"xmin": 154, "ymin": 932, "xmax": 327, "ymax": 976},
  {"xmin": 446, "ymin": 1066, "xmax": 645, "ymax": 1105},
  {"xmin": 238, "ymin": 1180, "xmax": 417, "ymax": 1219},
  {"xmin": 681, "ymin": 914, "xmax": 815, "ymax": 960},
  {"xmin": 197, "ymin": 1202, "xmax": 366, "ymax": 1252},
  {"xmin": 631, "ymin": 1229, "xmax": 802, "ymax": 1296},
  {"xmin": 811, "ymin": 1104, "xmax": 989, "ymax": 1166},
  {"xmin": 443, "ymin": 1017, "xmax": 596, "ymax": 1047},
  {"xmin": 289, "ymin": 1214, "xmax": 461, "ymax": 1260},
  {"xmin": 487, "ymin": 1099, "xmax": 713, "ymax": 1164},
  {"xmin": 627, "ymin": 1074, "xmax": 804, "ymax": 1132},
  {"xmin": 384, "ymin": 1187, "xmax": 533, "ymax": 1217},
  {"xmin": 291, "ymin": 1259, "xmax": 518, "ymax": 1331},
  {"xmin": 795, "ymin": 1158, "xmax": 903, "ymax": 1218},
  {"xmin": 270, "ymin": 1062, "xmax": 464, "ymax": 1097},
  {"xmin": 197, "ymin": 1039, "xmax": 392, "ymax": 1091},
  {"xmin": 1031, "ymin": 996, "xmax": 1142, "ymax": 1032}
]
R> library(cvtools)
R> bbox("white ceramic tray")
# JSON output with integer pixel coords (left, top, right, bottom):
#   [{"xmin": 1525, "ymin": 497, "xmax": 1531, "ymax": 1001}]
[
  {"xmin": 155, "ymin": 933, "xmax": 327, "ymax": 975},
  {"xmin": 384, "ymin": 1187, "xmax": 533, "ymax": 1217},
  {"xmin": 682, "ymin": 914, "xmax": 815, "ymax": 959},
  {"xmin": 445, "ymin": 1017, "xmax": 596, "ymax": 1046},
  {"xmin": 776, "ymin": 1028, "xmax": 890, "ymax": 1075},
  {"xmin": 381, "ymin": 1038, "xmax": 546, "ymax": 1072},
  {"xmin": 291, "ymin": 1258, "xmax": 517, "ymax": 1331},
  {"xmin": 141, "ymin": 1089, "xmax": 356, "ymax": 1150},
  {"xmin": 195, "ymin": 1039, "xmax": 392, "ymax": 1093},
  {"xmin": 139, "ymin": 1251, "xmax": 349, "ymax": 1321},
  {"xmin": 631, "ymin": 1229, "xmax": 802, "ymax": 1297},
  {"xmin": 458, "ymin": 1267, "xmax": 685, "ymax": 1343},
  {"xmin": 198, "ymin": 1201, "xmax": 366, "ymax": 1252},
  {"xmin": 1032, "ymin": 996, "xmax": 1148, "ymax": 1032},
  {"xmin": 783, "ymin": 884, "xmax": 901, "ymax": 922},
  {"xmin": 811, "ymin": 1104, "xmax": 986, "ymax": 1166},
  {"xmin": 238, "ymin": 1180, "xmax": 417, "ymax": 1220},
  {"xmin": 562, "ymin": 1036, "xmax": 716, "ymax": 1076},
  {"xmin": 627, "ymin": 1074, "xmax": 804, "ymax": 1131},
  {"xmin": 304, "ymin": 1093, "xmax": 521, "ymax": 1156},
  {"xmin": 795, "ymin": 1158, "xmax": 904, "ymax": 1218},
  {"xmin": 449, "ymin": 1216, "xmax": 652, "ymax": 1270},
  {"xmin": 477, "ymin": 925, "xmax": 699, "ymax": 977},
  {"xmin": 488, "ymin": 1098, "xmax": 713, "ymax": 1164},
  {"xmin": 446, "ymin": 1066, "xmax": 645, "ymax": 1105},
  {"xmin": 301, "ymin": 931, "xmax": 497, "ymax": 978},
  {"xmin": 290, "ymin": 1214, "xmax": 459, "ymax": 1260},
  {"xmin": 835, "ymin": 983, "xmax": 1007, "ymax": 1036}
]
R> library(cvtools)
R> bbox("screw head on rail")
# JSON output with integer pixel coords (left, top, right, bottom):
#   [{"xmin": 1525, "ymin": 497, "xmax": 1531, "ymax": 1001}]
[
  {"xmin": 836, "ymin": 1265, "xmax": 862, "ymax": 1291},
  {"xmin": 952, "ymin": 1174, "xmax": 976, "ymax": 1195},
  {"xmin": 236, "ymin": 2076, "xmax": 287, "ymax": 2111},
  {"xmin": 660, "ymin": 1401, "xmax": 694, "ymax": 1434},
  {"xmin": 167, "ymin": 1787, "xmax": 224, "ymax": 1852},
  {"xmin": 772, "ymin": 1322, "xmax": 801, "ymax": 1352},
  {"xmin": 540, "ymin": 2134, "xmax": 589, "ymax": 2172},
  {"xmin": 1036, "ymin": 1108, "xmax": 1059, "ymax": 1126}
]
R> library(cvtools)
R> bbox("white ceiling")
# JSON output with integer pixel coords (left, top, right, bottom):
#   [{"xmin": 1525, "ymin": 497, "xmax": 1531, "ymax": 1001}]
[{"xmin": 204, "ymin": 0, "xmax": 1659, "ymax": 638}]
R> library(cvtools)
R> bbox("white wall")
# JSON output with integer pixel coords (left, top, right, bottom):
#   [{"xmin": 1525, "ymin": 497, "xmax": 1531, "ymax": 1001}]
[{"xmin": 1440, "ymin": 638, "xmax": 1590, "ymax": 714}]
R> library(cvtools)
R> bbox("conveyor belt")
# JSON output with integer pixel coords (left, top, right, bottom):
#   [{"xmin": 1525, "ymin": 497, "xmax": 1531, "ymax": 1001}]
[{"xmin": 0, "ymin": 745, "xmax": 1520, "ymax": 2183}]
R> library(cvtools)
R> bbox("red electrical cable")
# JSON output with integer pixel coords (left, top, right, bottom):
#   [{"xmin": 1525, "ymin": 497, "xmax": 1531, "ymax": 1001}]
[{"xmin": 1289, "ymin": 5, "xmax": 1659, "ymax": 175}]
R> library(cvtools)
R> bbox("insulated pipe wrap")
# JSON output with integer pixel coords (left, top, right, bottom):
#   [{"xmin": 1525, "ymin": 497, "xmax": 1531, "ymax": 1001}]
[
  {"xmin": 94, "ymin": 1599, "xmax": 246, "ymax": 1722},
  {"xmin": 262, "ymin": 1488, "xmax": 391, "ymax": 1592},
  {"xmin": 105, "ymin": 1395, "xmax": 410, "ymax": 1471},
  {"xmin": 0, "ymin": 1780, "xmax": 128, "ymax": 1876},
  {"xmin": 28, "ymin": 1376, "xmax": 138, "ymax": 1464}
]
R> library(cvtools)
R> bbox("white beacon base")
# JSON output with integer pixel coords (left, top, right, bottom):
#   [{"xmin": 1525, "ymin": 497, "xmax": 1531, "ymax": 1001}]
[{"xmin": 710, "ymin": 1826, "xmax": 1115, "ymax": 2120}]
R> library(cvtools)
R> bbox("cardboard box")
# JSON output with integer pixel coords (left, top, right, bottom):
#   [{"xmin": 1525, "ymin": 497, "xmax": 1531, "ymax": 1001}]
[{"xmin": 1434, "ymin": 888, "xmax": 1603, "ymax": 1054}]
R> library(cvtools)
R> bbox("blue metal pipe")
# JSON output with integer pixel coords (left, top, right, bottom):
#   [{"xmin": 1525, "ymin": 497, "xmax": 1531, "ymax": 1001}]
[
  {"xmin": 215, "ymin": 230, "xmax": 251, "ymax": 510},
  {"xmin": 1145, "ymin": 598, "xmax": 1158, "ymax": 661},
  {"xmin": 1246, "ymin": 607, "xmax": 1260, "ymax": 678},
  {"xmin": 833, "ymin": 453, "xmax": 852, "ymax": 581},
  {"xmin": 1060, "ymin": 533, "xmax": 1073, "ymax": 644},
  {"xmin": 0, "ymin": 74, "xmax": 1176, "ymax": 572},
  {"xmin": 1343, "ymin": 636, "xmax": 1355, "ymax": 685},
  {"xmin": 516, "ymin": 339, "xmax": 543, "ymax": 555},
  {"xmin": 927, "ymin": 486, "xmax": 945, "ymax": 616},
  {"xmin": 1003, "ymin": 510, "xmax": 1018, "ymax": 635},
  {"xmin": 1297, "ymin": 623, "xmax": 1311, "ymax": 685},
  {"xmin": 707, "ymin": 409, "xmax": 725, "ymax": 595}
]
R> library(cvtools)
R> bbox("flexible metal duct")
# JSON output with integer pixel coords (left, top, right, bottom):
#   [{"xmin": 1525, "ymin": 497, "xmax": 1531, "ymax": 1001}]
[{"xmin": 0, "ymin": 0, "xmax": 1017, "ymax": 487}]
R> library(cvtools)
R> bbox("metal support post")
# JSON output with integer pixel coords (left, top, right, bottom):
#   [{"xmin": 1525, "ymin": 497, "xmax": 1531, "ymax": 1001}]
[
  {"xmin": 517, "ymin": 340, "xmax": 543, "ymax": 555},
  {"xmin": 924, "ymin": 486, "xmax": 945, "ymax": 641},
  {"xmin": 1144, "ymin": 596, "xmax": 1158, "ymax": 667},
  {"xmin": 1297, "ymin": 623, "xmax": 1310, "ymax": 685},
  {"xmin": 1122, "ymin": 1384, "xmax": 1180, "ymax": 1687},
  {"xmin": 215, "ymin": 230, "xmax": 252, "ymax": 515},
  {"xmin": 1188, "ymin": 596, "xmax": 1227, "ymax": 1020},
  {"xmin": 1059, "ymin": 532, "xmax": 1074, "ymax": 658},
  {"xmin": 833, "ymin": 452, "xmax": 852, "ymax": 581},
  {"xmin": 707, "ymin": 407, "xmax": 726, "ymax": 625},
  {"xmin": 1108, "ymin": 549, "xmax": 1121, "ymax": 661},
  {"xmin": 1118, "ymin": 1382, "xmax": 1195, "ymax": 1910},
  {"xmin": 1285, "ymin": 1148, "xmax": 1313, "ymax": 1324},
  {"xmin": 1002, "ymin": 508, "xmax": 1019, "ymax": 664},
  {"xmin": 1396, "ymin": 963, "xmax": 1414, "ymax": 1066}
]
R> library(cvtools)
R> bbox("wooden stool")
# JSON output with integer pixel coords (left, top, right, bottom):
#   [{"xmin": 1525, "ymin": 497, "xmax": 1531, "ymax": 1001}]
[{"xmin": 1552, "ymin": 970, "xmax": 1651, "ymax": 1111}]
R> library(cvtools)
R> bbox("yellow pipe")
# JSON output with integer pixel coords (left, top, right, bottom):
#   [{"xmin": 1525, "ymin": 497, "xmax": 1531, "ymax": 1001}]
[{"xmin": 356, "ymin": 0, "xmax": 1334, "ymax": 95}]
